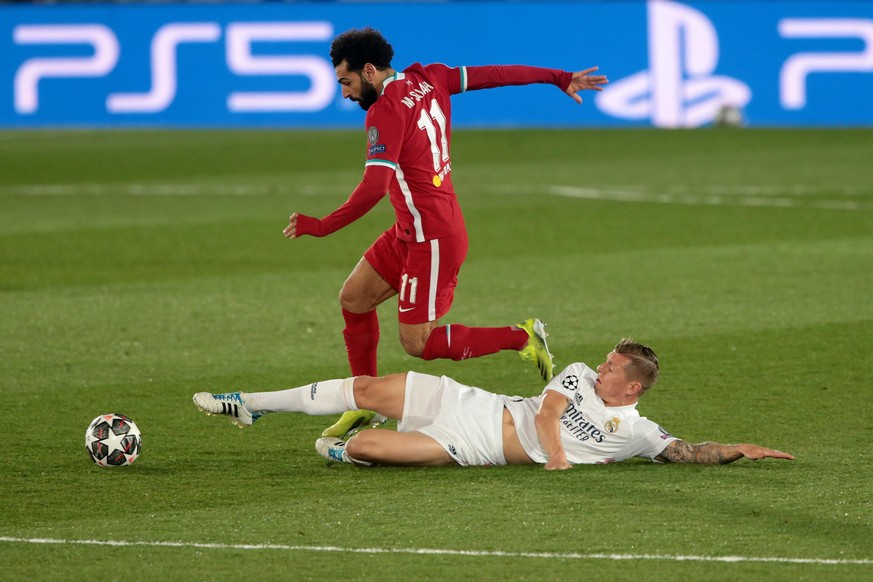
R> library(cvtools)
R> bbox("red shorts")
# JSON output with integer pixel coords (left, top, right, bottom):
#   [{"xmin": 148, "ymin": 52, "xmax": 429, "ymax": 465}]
[{"xmin": 364, "ymin": 228, "xmax": 469, "ymax": 324}]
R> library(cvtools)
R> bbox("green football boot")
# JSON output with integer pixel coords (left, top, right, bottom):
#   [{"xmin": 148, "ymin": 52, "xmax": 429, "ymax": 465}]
[
  {"xmin": 321, "ymin": 410, "xmax": 386, "ymax": 438},
  {"xmin": 517, "ymin": 318, "xmax": 555, "ymax": 381}
]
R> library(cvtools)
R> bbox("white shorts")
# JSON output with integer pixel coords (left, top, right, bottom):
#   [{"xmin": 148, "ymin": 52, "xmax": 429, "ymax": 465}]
[{"xmin": 398, "ymin": 372, "xmax": 507, "ymax": 467}]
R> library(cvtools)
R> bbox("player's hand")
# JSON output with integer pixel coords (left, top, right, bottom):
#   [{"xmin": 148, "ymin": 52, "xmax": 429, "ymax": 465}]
[
  {"xmin": 565, "ymin": 66, "xmax": 608, "ymax": 104},
  {"xmin": 544, "ymin": 459, "xmax": 572, "ymax": 470},
  {"xmin": 283, "ymin": 212, "xmax": 298, "ymax": 239},
  {"xmin": 544, "ymin": 455, "xmax": 572, "ymax": 470},
  {"xmin": 736, "ymin": 444, "xmax": 795, "ymax": 461}
]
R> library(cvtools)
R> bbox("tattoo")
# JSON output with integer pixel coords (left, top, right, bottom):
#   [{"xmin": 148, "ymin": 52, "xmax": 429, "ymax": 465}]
[{"xmin": 656, "ymin": 440, "xmax": 742, "ymax": 465}]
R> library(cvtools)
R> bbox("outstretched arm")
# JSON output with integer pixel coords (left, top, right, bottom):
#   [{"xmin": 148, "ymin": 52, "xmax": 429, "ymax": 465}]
[
  {"xmin": 462, "ymin": 64, "xmax": 607, "ymax": 103},
  {"xmin": 655, "ymin": 440, "xmax": 795, "ymax": 464}
]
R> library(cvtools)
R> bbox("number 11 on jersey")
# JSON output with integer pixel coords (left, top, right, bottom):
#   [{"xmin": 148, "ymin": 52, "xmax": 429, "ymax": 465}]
[{"xmin": 417, "ymin": 99, "xmax": 449, "ymax": 172}]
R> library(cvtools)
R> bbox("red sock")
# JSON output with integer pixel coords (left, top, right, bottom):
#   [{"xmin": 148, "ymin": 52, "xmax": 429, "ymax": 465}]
[
  {"xmin": 342, "ymin": 309, "xmax": 379, "ymax": 376},
  {"xmin": 421, "ymin": 324, "xmax": 528, "ymax": 361}
]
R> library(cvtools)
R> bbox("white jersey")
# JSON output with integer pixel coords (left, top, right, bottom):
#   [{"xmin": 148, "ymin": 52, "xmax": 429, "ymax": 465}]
[{"xmin": 503, "ymin": 363, "xmax": 677, "ymax": 464}]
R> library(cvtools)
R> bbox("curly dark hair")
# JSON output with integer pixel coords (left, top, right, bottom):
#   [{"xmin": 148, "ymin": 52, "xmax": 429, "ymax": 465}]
[{"xmin": 330, "ymin": 27, "xmax": 394, "ymax": 72}]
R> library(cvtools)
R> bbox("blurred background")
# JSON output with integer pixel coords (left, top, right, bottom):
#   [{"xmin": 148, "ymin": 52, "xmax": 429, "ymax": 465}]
[{"xmin": 3, "ymin": 0, "xmax": 872, "ymax": 129}]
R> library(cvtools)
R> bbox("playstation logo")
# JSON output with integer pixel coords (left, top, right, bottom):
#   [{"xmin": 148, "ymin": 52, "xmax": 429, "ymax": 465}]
[{"xmin": 597, "ymin": 0, "xmax": 751, "ymax": 128}]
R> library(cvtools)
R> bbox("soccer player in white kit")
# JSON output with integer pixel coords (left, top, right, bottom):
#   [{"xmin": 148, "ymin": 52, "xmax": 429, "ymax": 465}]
[{"xmin": 194, "ymin": 339, "xmax": 794, "ymax": 468}]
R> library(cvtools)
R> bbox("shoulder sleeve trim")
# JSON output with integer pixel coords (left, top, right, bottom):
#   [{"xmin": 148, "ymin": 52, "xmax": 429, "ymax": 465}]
[{"xmin": 365, "ymin": 159, "xmax": 398, "ymax": 170}]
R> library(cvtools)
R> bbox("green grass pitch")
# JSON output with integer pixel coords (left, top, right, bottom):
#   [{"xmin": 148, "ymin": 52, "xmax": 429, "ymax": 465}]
[{"xmin": 1, "ymin": 128, "xmax": 871, "ymax": 581}]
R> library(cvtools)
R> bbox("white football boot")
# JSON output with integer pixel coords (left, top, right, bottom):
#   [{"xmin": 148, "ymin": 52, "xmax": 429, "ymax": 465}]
[
  {"xmin": 315, "ymin": 437, "xmax": 372, "ymax": 466},
  {"xmin": 193, "ymin": 391, "xmax": 261, "ymax": 428}
]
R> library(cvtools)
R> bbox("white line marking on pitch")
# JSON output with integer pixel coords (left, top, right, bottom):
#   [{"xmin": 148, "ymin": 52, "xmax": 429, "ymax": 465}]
[
  {"xmin": 0, "ymin": 537, "xmax": 870, "ymax": 566},
  {"xmin": 0, "ymin": 184, "xmax": 335, "ymax": 196},
  {"xmin": 4, "ymin": 183, "xmax": 871, "ymax": 210},
  {"xmin": 547, "ymin": 186, "xmax": 873, "ymax": 210},
  {"xmin": 0, "ymin": 184, "xmax": 267, "ymax": 196}
]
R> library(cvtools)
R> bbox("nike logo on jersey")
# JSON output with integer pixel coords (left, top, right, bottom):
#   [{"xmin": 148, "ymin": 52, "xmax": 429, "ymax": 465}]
[{"xmin": 398, "ymin": 306, "xmax": 415, "ymax": 313}]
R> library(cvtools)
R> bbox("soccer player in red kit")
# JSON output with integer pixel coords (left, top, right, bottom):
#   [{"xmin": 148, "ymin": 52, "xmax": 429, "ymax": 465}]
[{"xmin": 283, "ymin": 28, "xmax": 608, "ymax": 437}]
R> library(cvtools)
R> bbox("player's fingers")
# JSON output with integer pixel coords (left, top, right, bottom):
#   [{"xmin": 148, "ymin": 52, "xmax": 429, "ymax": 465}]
[
  {"xmin": 283, "ymin": 212, "xmax": 298, "ymax": 237},
  {"xmin": 750, "ymin": 448, "xmax": 794, "ymax": 460}
]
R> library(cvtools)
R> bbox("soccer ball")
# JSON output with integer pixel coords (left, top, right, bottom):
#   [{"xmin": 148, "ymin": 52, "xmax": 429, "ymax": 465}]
[
  {"xmin": 713, "ymin": 104, "xmax": 746, "ymax": 127},
  {"xmin": 85, "ymin": 413, "xmax": 142, "ymax": 467}
]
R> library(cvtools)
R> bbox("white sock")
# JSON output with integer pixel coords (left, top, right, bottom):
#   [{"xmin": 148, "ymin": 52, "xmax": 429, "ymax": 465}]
[{"xmin": 243, "ymin": 378, "xmax": 358, "ymax": 416}]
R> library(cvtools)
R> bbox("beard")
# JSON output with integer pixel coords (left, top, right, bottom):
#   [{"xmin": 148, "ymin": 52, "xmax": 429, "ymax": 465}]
[{"xmin": 354, "ymin": 78, "xmax": 379, "ymax": 111}]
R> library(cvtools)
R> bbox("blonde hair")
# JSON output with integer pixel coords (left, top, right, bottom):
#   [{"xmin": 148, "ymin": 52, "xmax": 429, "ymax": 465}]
[{"xmin": 614, "ymin": 338, "xmax": 659, "ymax": 392}]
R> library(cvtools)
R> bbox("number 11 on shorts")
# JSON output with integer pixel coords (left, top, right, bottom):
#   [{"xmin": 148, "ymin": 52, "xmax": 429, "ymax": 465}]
[{"xmin": 400, "ymin": 273, "xmax": 418, "ymax": 304}]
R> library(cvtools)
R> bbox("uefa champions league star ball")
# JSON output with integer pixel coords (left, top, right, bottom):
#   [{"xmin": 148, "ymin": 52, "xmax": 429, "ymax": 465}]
[{"xmin": 85, "ymin": 413, "xmax": 142, "ymax": 467}]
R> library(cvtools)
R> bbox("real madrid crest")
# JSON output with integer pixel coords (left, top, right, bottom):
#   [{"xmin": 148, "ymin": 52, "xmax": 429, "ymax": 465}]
[
  {"xmin": 367, "ymin": 126, "xmax": 380, "ymax": 145},
  {"xmin": 604, "ymin": 417, "xmax": 621, "ymax": 433}
]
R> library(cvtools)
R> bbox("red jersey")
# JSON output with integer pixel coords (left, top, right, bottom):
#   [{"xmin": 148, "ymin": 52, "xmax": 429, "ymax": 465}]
[{"xmin": 295, "ymin": 63, "xmax": 573, "ymax": 242}]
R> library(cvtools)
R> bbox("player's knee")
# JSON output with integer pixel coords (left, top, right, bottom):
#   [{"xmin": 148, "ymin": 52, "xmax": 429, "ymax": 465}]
[
  {"xmin": 399, "ymin": 334, "xmax": 426, "ymax": 358},
  {"xmin": 338, "ymin": 286, "xmax": 358, "ymax": 312},
  {"xmin": 399, "ymin": 325, "xmax": 432, "ymax": 358},
  {"xmin": 351, "ymin": 375, "xmax": 377, "ymax": 405},
  {"xmin": 345, "ymin": 431, "xmax": 380, "ymax": 462}
]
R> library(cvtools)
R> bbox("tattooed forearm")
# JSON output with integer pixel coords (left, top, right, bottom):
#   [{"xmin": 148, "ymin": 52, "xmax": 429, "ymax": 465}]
[{"xmin": 656, "ymin": 440, "xmax": 743, "ymax": 464}]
